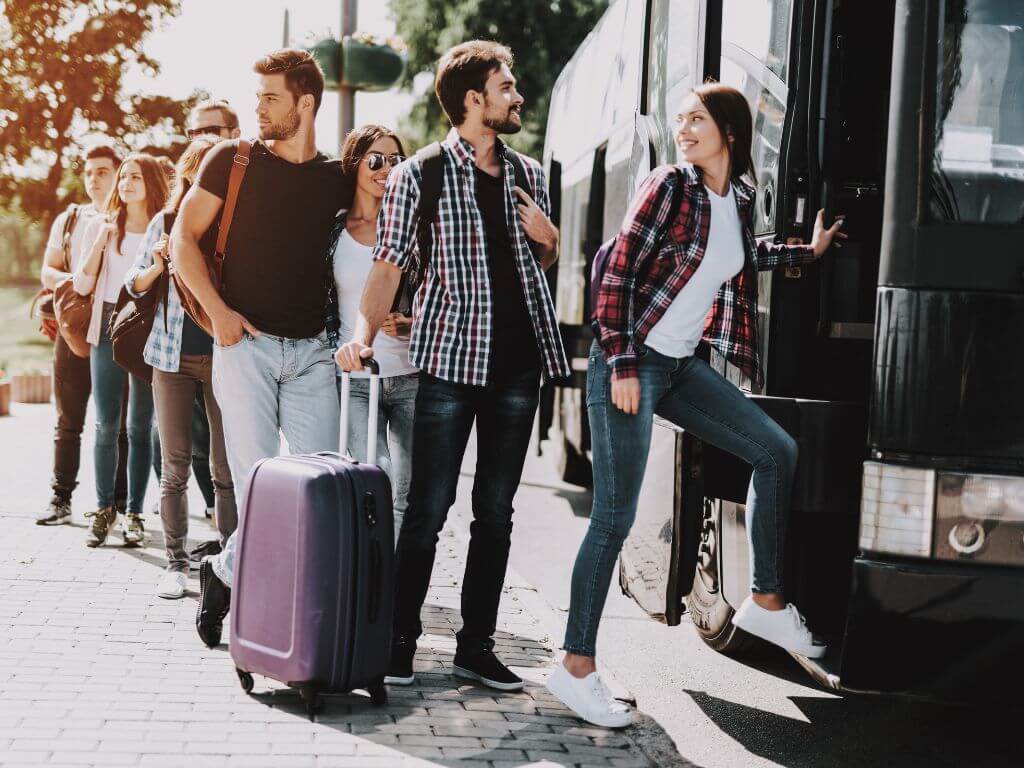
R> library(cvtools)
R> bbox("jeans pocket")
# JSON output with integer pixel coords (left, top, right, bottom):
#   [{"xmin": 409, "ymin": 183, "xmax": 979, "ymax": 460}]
[
  {"xmin": 214, "ymin": 333, "xmax": 247, "ymax": 351},
  {"xmin": 586, "ymin": 354, "xmax": 608, "ymax": 406}
]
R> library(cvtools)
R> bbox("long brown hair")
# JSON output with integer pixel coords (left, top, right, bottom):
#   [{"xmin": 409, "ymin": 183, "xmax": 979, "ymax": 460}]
[
  {"xmin": 166, "ymin": 136, "xmax": 222, "ymax": 214},
  {"xmin": 691, "ymin": 82, "xmax": 756, "ymax": 184},
  {"xmin": 102, "ymin": 153, "xmax": 169, "ymax": 251},
  {"xmin": 339, "ymin": 124, "xmax": 406, "ymax": 209}
]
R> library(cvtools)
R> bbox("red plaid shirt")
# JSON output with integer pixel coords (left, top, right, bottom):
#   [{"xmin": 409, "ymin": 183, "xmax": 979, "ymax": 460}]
[{"xmin": 594, "ymin": 164, "xmax": 817, "ymax": 386}]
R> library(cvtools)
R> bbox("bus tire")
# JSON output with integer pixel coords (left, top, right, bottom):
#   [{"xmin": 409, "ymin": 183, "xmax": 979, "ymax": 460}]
[{"xmin": 686, "ymin": 501, "xmax": 756, "ymax": 656}]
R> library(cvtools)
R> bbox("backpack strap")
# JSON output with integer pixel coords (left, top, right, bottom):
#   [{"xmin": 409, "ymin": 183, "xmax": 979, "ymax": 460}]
[
  {"xmin": 505, "ymin": 149, "xmax": 531, "ymax": 201},
  {"xmin": 60, "ymin": 203, "xmax": 80, "ymax": 272},
  {"xmin": 160, "ymin": 211, "xmax": 176, "ymax": 332},
  {"xmin": 213, "ymin": 139, "xmax": 251, "ymax": 278},
  {"xmin": 414, "ymin": 142, "xmax": 444, "ymax": 270}
]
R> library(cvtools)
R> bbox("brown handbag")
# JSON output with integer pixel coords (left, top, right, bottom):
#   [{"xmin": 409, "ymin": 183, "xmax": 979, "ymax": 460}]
[
  {"xmin": 109, "ymin": 212, "xmax": 173, "ymax": 383},
  {"xmin": 54, "ymin": 222, "xmax": 109, "ymax": 358},
  {"xmin": 31, "ymin": 204, "xmax": 82, "ymax": 342},
  {"xmin": 172, "ymin": 139, "xmax": 251, "ymax": 337}
]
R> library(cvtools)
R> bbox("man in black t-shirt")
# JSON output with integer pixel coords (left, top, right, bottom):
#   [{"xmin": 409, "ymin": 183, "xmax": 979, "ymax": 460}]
[{"xmin": 172, "ymin": 49, "xmax": 345, "ymax": 648}]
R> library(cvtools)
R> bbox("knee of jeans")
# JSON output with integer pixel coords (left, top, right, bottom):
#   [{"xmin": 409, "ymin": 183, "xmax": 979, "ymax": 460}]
[
  {"xmin": 776, "ymin": 431, "xmax": 799, "ymax": 472},
  {"xmin": 588, "ymin": 503, "xmax": 636, "ymax": 543},
  {"xmin": 94, "ymin": 421, "xmax": 119, "ymax": 445}
]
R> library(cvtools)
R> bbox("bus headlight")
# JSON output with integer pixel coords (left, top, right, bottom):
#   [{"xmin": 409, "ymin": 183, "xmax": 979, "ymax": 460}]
[
  {"xmin": 934, "ymin": 472, "xmax": 1024, "ymax": 566},
  {"xmin": 859, "ymin": 462, "xmax": 935, "ymax": 557}
]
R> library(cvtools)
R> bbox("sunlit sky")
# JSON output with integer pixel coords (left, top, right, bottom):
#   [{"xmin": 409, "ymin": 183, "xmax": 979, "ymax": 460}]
[{"xmin": 122, "ymin": 0, "xmax": 415, "ymax": 156}]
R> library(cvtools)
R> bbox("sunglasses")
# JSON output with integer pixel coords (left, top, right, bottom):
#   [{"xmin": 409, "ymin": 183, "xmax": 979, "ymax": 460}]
[
  {"xmin": 364, "ymin": 152, "xmax": 405, "ymax": 171},
  {"xmin": 186, "ymin": 125, "xmax": 231, "ymax": 139}
]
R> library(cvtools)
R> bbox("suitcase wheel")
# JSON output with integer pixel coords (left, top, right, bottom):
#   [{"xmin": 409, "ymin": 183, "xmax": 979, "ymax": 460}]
[
  {"xmin": 236, "ymin": 668, "xmax": 254, "ymax": 694},
  {"xmin": 369, "ymin": 677, "xmax": 388, "ymax": 707},
  {"xmin": 299, "ymin": 684, "xmax": 324, "ymax": 719}
]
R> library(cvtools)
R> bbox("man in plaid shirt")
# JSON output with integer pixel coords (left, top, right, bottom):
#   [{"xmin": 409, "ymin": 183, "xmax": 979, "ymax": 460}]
[{"xmin": 337, "ymin": 40, "xmax": 569, "ymax": 692}]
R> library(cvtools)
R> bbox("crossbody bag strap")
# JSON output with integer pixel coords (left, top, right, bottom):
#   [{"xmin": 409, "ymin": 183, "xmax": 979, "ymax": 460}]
[
  {"xmin": 162, "ymin": 211, "xmax": 177, "ymax": 332},
  {"xmin": 213, "ymin": 139, "xmax": 252, "ymax": 280},
  {"xmin": 61, "ymin": 203, "xmax": 80, "ymax": 273}
]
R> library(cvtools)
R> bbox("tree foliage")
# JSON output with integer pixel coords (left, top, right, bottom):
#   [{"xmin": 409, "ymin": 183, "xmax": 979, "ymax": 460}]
[
  {"xmin": 389, "ymin": 0, "xmax": 609, "ymax": 158},
  {"xmin": 0, "ymin": 0, "xmax": 202, "ymax": 228}
]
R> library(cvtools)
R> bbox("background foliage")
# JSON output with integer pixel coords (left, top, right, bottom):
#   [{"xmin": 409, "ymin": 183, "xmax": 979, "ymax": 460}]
[{"xmin": 389, "ymin": 0, "xmax": 609, "ymax": 158}]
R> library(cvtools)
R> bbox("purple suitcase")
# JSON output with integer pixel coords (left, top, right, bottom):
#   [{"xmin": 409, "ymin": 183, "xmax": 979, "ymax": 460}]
[{"xmin": 229, "ymin": 360, "xmax": 394, "ymax": 715}]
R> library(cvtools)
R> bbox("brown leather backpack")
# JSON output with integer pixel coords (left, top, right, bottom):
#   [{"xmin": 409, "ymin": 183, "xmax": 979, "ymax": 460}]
[
  {"xmin": 31, "ymin": 204, "xmax": 81, "ymax": 343},
  {"xmin": 172, "ymin": 139, "xmax": 251, "ymax": 337},
  {"xmin": 54, "ymin": 221, "xmax": 110, "ymax": 358}
]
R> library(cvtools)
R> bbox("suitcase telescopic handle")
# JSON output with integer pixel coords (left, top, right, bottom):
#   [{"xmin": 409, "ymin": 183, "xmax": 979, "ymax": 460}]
[{"xmin": 339, "ymin": 357, "xmax": 381, "ymax": 465}]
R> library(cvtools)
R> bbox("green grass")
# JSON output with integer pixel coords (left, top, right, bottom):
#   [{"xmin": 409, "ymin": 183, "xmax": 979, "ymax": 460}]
[{"xmin": 0, "ymin": 283, "xmax": 56, "ymax": 375}]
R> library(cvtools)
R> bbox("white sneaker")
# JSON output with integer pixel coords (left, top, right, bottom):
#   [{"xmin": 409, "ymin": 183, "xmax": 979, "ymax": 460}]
[
  {"xmin": 546, "ymin": 662, "xmax": 633, "ymax": 729},
  {"xmin": 155, "ymin": 571, "xmax": 188, "ymax": 599},
  {"xmin": 732, "ymin": 596, "xmax": 827, "ymax": 658}
]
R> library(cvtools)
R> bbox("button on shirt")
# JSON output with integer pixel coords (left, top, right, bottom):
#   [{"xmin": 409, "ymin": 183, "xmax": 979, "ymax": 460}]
[{"xmin": 372, "ymin": 129, "xmax": 569, "ymax": 387}]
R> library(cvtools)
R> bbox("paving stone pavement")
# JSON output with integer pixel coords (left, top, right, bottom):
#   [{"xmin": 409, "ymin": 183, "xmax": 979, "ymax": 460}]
[{"xmin": 0, "ymin": 400, "xmax": 684, "ymax": 767}]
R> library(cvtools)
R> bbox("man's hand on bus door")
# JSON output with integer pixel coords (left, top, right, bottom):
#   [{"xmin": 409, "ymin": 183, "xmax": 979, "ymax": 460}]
[
  {"xmin": 810, "ymin": 209, "xmax": 847, "ymax": 257},
  {"xmin": 514, "ymin": 186, "xmax": 559, "ymax": 270},
  {"xmin": 612, "ymin": 377, "xmax": 642, "ymax": 415}
]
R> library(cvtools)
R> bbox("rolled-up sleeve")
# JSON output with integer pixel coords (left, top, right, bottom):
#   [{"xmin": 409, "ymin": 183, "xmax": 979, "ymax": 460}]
[
  {"xmin": 124, "ymin": 214, "xmax": 164, "ymax": 298},
  {"xmin": 372, "ymin": 160, "xmax": 422, "ymax": 272}
]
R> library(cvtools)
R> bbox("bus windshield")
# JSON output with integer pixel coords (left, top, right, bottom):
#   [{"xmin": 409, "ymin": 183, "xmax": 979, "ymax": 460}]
[{"xmin": 931, "ymin": 0, "xmax": 1024, "ymax": 223}]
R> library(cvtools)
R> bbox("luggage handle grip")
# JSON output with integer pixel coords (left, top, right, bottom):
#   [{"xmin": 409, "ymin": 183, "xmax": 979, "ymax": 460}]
[{"xmin": 339, "ymin": 357, "xmax": 381, "ymax": 465}]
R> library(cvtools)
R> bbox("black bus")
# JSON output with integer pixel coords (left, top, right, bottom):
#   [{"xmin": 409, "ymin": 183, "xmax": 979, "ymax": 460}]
[{"xmin": 542, "ymin": 0, "xmax": 1024, "ymax": 700}]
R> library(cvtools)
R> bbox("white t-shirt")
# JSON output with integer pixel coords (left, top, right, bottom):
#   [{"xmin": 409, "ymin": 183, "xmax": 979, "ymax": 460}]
[
  {"xmin": 46, "ymin": 204, "xmax": 99, "ymax": 273},
  {"xmin": 333, "ymin": 229, "xmax": 417, "ymax": 379},
  {"xmin": 79, "ymin": 217, "xmax": 145, "ymax": 304},
  {"xmin": 644, "ymin": 185, "xmax": 745, "ymax": 359}
]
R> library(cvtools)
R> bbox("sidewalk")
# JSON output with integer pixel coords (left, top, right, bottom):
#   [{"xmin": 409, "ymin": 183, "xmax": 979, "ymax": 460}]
[{"xmin": 0, "ymin": 400, "xmax": 685, "ymax": 768}]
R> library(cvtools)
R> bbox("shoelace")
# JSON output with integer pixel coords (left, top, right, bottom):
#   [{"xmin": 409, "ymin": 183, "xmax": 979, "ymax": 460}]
[{"xmin": 590, "ymin": 674, "xmax": 630, "ymax": 713}]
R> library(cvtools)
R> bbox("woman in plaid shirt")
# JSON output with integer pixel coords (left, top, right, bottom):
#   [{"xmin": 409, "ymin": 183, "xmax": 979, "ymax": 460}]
[{"xmin": 547, "ymin": 83, "xmax": 846, "ymax": 728}]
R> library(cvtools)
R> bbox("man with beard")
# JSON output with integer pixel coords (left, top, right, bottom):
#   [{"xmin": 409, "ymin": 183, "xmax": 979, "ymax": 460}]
[
  {"xmin": 337, "ymin": 40, "xmax": 569, "ymax": 691},
  {"xmin": 172, "ymin": 49, "xmax": 344, "ymax": 647}
]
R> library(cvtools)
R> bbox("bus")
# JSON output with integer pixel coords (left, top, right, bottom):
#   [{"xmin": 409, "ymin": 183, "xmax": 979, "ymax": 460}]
[{"xmin": 542, "ymin": 0, "xmax": 1024, "ymax": 701}]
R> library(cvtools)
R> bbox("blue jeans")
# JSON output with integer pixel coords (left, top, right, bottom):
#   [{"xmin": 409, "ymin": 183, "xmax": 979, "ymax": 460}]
[
  {"xmin": 210, "ymin": 331, "xmax": 340, "ymax": 587},
  {"xmin": 344, "ymin": 373, "xmax": 418, "ymax": 544},
  {"xmin": 564, "ymin": 341, "xmax": 798, "ymax": 656},
  {"xmin": 393, "ymin": 368, "xmax": 540, "ymax": 650},
  {"xmin": 90, "ymin": 323, "xmax": 154, "ymax": 513}
]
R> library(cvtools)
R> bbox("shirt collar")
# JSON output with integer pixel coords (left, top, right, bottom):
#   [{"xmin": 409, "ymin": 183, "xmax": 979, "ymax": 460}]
[{"xmin": 443, "ymin": 127, "xmax": 509, "ymax": 169}]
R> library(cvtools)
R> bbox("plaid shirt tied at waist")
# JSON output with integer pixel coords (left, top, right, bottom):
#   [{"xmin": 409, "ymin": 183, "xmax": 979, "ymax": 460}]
[
  {"xmin": 594, "ymin": 164, "xmax": 818, "ymax": 388},
  {"xmin": 372, "ymin": 128, "xmax": 569, "ymax": 387}
]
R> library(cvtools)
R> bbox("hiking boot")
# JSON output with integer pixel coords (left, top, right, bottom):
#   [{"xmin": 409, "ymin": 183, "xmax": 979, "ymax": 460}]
[
  {"xmin": 37, "ymin": 498, "xmax": 72, "ymax": 526},
  {"xmin": 384, "ymin": 636, "xmax": 416, "ymax": 686},
  {"xmin": 122, "ymin": 512, "xmax": 146, "ymax": 547},
  {"xmin": 196, "ymin": 558, "xmax": 231, "ymax": 648},
  {"xmin": 452, "ymin": 645, "xmax": 523, "ymax": 692},
  {"xmin": 84, "ymin": 506, "xmax": 119, "ymax": 548},
  {"xmin": 188, "ymin": 539, "xmax": 222, "ymax": 565}
]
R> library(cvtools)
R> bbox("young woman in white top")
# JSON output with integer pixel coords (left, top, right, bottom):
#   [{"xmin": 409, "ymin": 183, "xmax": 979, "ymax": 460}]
[
  {"xmin": 73, "ymin": 153, "xmax": 169, "ymax": 549},
  {"xmin": 547, "ymin": 83, "xmax": 846, "ymax": 728},
  {"xmin": 330, "ymin": 124, "xmax": 418, "ymax": 542}
]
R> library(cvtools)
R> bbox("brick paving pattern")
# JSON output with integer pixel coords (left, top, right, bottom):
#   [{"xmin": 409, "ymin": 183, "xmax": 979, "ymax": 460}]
[{"xmin": 0, "ymin": 401, "xmax": 680, "ymax": 767}]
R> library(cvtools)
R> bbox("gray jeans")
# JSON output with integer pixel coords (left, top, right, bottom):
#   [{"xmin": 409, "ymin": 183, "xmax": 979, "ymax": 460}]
[
  {"xmin": 210, "ymin": 331, "xmax": 341, "ymax": 587},
  {"xmin": 152, "ymin": 354, "xmax": 235, "ymax": 574},
  {"xmin": 343, "ymin": 373, "xmax": 418, "ymax": 543}
]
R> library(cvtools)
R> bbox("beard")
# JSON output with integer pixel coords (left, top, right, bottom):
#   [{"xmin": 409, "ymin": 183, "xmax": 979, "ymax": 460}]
[
  {"xmin": 482, "ymin": 99, "xmax": 522, "ymax": 134},
  {"xmin": 259, "ymin": 107, "xmax": 301, "ymax": 140}
]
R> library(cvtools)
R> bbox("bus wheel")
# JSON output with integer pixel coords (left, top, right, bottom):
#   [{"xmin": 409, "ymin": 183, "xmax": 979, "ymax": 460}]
[
  {"xmin": 686, "ymin": 500, "xmax": 755, "ymax": 655},
  {"xmin": 558, "ymin": 435, "xmax": 592, "ymax": 488}
]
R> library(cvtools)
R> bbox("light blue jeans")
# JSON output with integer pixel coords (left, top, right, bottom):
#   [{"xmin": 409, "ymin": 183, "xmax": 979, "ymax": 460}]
[
  {"xmin": 209, "ymin": 330, "xmax": 340, "ymax": 587},
  {"xmin": 564, "ymin": 341, "xmax": 798, "ymax": 656},
  {"xmin": 90, "ymin": 314, "xmax": 154, "ymax": 513},
  {"xmin": 343, "ymin": 373, "xmax": 418, "ymax": 544}
]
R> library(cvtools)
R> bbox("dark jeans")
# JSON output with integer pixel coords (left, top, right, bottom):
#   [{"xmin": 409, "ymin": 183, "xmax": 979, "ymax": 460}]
[
  {"xmin": 563, "ymin": 341, "xmax": 798, "ymax": 656},
  {"xmin": 151, "ymin": 387, "xmax": 216, "ymax": 509},
  {"xmin": 51, "ymin": 333, "xmax": 128, "ymax": 507},
  {"xmin": 393, "ymin": 368, "xmax": 540, "ymax": 651}
]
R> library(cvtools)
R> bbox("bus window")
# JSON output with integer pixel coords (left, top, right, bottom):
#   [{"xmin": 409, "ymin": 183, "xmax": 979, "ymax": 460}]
[
  {"xmin": 722, "ymin": 0, "xmax": 793, "ymax": 82},
  {"xmin": 931, "ymin": 0, "xmax": 1024, "ymax": 223},
  {"xmin": 647, "ymin": 0, "xmax": 701, "ymax": 131}
]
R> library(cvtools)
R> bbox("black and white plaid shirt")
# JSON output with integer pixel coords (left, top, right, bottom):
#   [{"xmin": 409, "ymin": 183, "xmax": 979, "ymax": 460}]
[{"xmin": 373, "ymin": 129, "xmax": 569, "ymax": 386}]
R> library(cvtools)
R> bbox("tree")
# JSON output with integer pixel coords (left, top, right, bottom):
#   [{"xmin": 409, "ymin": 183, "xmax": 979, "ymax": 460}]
[
  {"xmin": 388, "ymin": 0, "xmax": 609, "ymax": 157},
  {"xmin": 0, "ymin": 0, "xmax": 202, "ymax": 229}
]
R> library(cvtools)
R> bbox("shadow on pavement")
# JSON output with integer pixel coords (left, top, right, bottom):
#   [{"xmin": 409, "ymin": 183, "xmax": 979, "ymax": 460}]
[{"xmin": 685, "ymin": 688, "xmax": 1021, "ymax": 768}]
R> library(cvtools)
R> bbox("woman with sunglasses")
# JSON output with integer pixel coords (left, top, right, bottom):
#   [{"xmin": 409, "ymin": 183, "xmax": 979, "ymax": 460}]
[
  {"xmin": 330, "ymin": 125, "xmax": 419, "ymax": 542},
  {"xmin": 73, "ymin": 153, "xmax": 169, "ymax": 548}
]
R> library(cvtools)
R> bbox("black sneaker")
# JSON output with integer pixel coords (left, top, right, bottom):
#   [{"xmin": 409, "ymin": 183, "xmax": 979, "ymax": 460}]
[
  {"xmin": 196, "ymin": 558, "xmax": 231, "ymax": 648},
  {"xmin": 37, "ymin": 498, "xmax": 72, "ymax": 526},
  {"xmin": 452, "ymin": 646, "xmax": 524, "ymax": 692},
  {"xmin": 384, "ymin": 637, "xmax": 416, "ymax": 686},
  {"xmin": 188, "ymin": 539, "xmax": 222, "ymax": 565}
]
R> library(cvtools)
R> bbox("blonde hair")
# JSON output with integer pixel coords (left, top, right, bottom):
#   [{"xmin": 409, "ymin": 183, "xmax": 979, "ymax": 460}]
[{"xmin": 166, "ymin": 136, "xmax": 223, "ymax": 214}]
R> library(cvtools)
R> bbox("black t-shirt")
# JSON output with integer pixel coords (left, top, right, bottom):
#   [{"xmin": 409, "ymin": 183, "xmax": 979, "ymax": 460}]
[
  {"xmin": 474, "ymin": 167, "xmax": 540, "ymax": 380},
  {"xmin": 197, "ymin": 140, "xmax": 344, "ymax": 338},
  {"xmin": 179, "ymin": 314, "xmax": 211, "ymax": 356}
]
